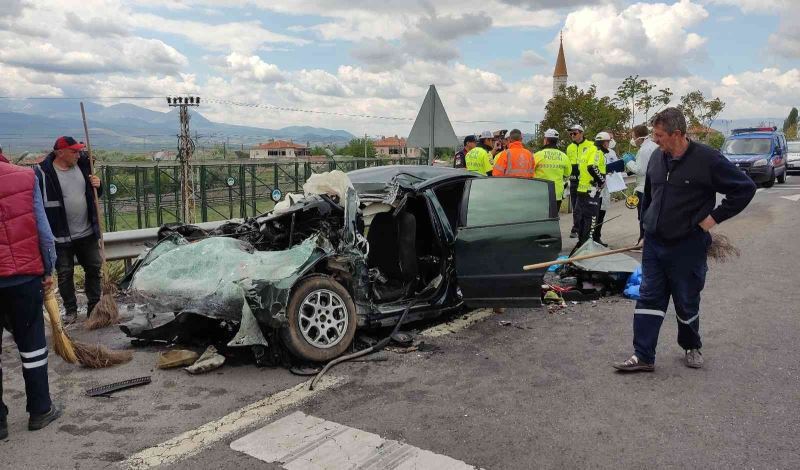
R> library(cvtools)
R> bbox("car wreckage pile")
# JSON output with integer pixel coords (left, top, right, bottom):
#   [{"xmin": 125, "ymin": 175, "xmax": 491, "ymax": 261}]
[
  {"xmin": 119, "ymin": 169, "xmax": 459, "ymax": 367},
  {"xmin": 118, "ymin": 167, "xmax": 641, "ymax": 368}
]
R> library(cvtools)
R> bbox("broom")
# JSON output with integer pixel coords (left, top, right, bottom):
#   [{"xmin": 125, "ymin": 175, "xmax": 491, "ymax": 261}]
[
  {"xmin": 44, "ymin": 284, "xmax": 132, "ymax": 368},
  {"xmin": 80, "ymin": 102, "xmax": 121, "ymax": 330},
  {"xmin": 523, "ymin": 232, "xmax": 740, "ymax": 271},
  {"xmin": 44, "ymin": 284, "xmax": 78, "ymax": 363}
]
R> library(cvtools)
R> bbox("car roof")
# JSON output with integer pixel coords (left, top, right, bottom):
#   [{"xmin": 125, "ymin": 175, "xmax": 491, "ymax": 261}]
[
  {"xmin": 727, "ymin": 133, "xmax": 775, "ymax": 139},
  {"xmin": 348, "ymin": 165, "xmax": 476, "ymax": 192}
]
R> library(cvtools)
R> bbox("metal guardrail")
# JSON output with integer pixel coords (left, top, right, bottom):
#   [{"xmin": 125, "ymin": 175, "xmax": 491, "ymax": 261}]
[
  {"xmin": 104, "ymin": 219, "xmax": 237, "ymax": 261},
  {"xmin": 104, "ymin": 174, "xmax": 636, "ymax": 262}
]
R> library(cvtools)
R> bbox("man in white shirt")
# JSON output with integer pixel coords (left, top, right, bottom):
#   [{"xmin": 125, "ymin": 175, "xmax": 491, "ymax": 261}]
[{"xmin": 626, "ymin": 124, "xmax": 659, "ymax": 242}]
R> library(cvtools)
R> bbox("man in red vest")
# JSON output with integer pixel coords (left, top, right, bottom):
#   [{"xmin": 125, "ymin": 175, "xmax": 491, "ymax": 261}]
[{"xmin": 0, "ymin": 159, "xmax": 62, "ymax": 440}]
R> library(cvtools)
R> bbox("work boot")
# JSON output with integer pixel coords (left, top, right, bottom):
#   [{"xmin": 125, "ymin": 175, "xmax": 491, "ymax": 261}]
[
  {"xmin": 63, "ymin": 311, "xmax": 77, "ymax": 326},
  {"xmin": 0, "ymin": 414, "xmax": 7, "ymax": 440},
  {"xmin": 684, "ymin": 349, "xmax": 703, "ymax": 369},
  {"xmin": 613, "ymin": 355, "xmax": 654, "ymax": 372},
  {"xmin": 28, "ymin": 402, "xmax": 62, "ymax": 431}
]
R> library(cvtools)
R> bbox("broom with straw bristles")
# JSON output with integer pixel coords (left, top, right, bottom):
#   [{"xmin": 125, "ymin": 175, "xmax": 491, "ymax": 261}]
[
  {"xmin": 44, "ymin": 285, "xmax": 133, "ymax": 367},
  {"xmin": 80, "ymin": 102, "xmax": 121, "ymax": 330},
  {"xmin": 44, "ymin": 284, "xmax": 77, "ymax": 363},
  {"xmin": 523, "ymin": 232, "xmax": 740, "ymax": 271}
]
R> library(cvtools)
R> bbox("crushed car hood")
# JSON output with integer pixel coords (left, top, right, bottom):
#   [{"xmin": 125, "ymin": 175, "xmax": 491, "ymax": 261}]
[{"xmin": 123, "ymin": 234, "xmax": 333, "ymax": 347}]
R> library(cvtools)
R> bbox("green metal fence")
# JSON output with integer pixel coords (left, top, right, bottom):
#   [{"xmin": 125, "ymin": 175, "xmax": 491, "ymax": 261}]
[{"xmin": 97, "ymin": 157, "xmax": 426, "ymax": 232}]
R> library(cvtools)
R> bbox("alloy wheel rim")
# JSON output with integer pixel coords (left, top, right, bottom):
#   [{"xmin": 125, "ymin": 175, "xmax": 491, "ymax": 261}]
[{"xmin": 298, "ymin": 289, "xmax": 348, "ymax": 349}]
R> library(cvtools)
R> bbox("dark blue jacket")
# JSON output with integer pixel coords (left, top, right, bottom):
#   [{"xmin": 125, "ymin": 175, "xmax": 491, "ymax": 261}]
[
  {"xmin": 641, "ymin": 140, "xmax": 756, "ymax": 242},
  {"xmin": 34, "ymin": 152, "xmax": 103, "ymax": 246}
]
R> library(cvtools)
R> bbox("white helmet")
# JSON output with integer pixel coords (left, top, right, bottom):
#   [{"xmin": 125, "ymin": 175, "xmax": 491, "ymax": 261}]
[
  {"xmin": 544, "ymin": 129, "xmax": 559, "ymax": 139},
  {"xmin": 594, "ymin": 131, "xmax": 612, "ymax": 141},
  {"xmin": 479, "ymin": 130, "xmax": 494, "ymax": 140}
]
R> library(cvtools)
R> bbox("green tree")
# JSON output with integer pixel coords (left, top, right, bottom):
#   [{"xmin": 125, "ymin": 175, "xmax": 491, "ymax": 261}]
[
  {"xmin": 539, "ymin": 84, "xmax": 630, "ymax": 149},
  {"xmin": 707, "ymin": 132, "xmax": 725, "ymax": 150},
  {"xmin": 615, "ymin": 75, "xmax": 652, "ymax": 129},
  {"xmin": 339, "ymin": 138, "xmax": 377, "ymax": 158},
  {"xmin": 783, "ymin": 107, "xmax": 798, "ymax": 139},
  {"xmin": 310, "ymin": 145, "xmax": 329, "ymax": 156},
  {"xmin": 637, "ymin": 87, "xmax": 673, "ymax": 124},
  {"xmin": 677, "ymin": 90, "xmax": 725, "ymax": 142}
]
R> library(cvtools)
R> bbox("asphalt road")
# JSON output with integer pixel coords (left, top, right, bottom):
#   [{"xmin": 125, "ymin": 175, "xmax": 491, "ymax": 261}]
[{"xmin": 2, "ymin": 178, "xmax": 799, "ymax": 469}]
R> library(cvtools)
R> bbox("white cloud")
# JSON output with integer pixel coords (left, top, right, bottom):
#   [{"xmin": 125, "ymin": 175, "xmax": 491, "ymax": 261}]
[
  {"xmin": 561, "ymin": 0, "xmax": 709, "ymax": 78},
  {"xmin": 129, "ymin": 13, "xmax": 308, "ymax": 53},
  {"xmin": 224, "ymin": 53, "xmax": 285, "ymax": 83},
  {"xmin": 713, "ymin": 68, "xmax": 800, "ymax": 118},
  {"xmin": 521, "ymin": 50, "xmax": 547, "ymax": 67}
]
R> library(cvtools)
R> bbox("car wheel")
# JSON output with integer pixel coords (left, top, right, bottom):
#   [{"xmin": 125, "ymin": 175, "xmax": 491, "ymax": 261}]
[
  {"xmin": 777, "ymin": 168, "xmax": 786, "ymax": 184},
  {"xmin": 762, "ymin": 169, "xmax": 775, "ymax": 188},
  {"xmin": 281, "ymin": 275, "xmax": 357, "ymax": 362}
]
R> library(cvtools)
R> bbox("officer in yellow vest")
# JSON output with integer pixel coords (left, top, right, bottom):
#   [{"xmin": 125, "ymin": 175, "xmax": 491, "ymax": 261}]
[
  {"xmin": 566, "ymin": 125, "xmax": 594, "ymax": 238},
  {"xmin": 465, "ymin": 130, "xmax": 498, "ymax": 176},
  {"xmin": 533, "ymin": 129, "xmax": 571, "ymax": 209},
  {"xmin": 574, "ymin": 132, "xmax": 608, "ymax": 248}
]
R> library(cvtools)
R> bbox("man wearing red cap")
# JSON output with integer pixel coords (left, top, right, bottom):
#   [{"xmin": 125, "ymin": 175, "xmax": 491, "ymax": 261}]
[{"xmin": 34, "ymin": 137, "xmax": 103, "ymax": 325}]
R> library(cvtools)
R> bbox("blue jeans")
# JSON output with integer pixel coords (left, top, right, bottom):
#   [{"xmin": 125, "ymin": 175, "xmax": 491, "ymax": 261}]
[
  {"xmin": 633, "ymin": 229, "xmax": 711, "ymax": 364},
  {"xmin": 0, "ymin": 277, "xmax": 52, "ymax": 417}
]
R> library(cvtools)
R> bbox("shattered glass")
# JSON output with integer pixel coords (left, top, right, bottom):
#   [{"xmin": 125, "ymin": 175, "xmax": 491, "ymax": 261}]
[{"xmin": 124, "ymin": 234, "xmax": 333, "ymax": 346}]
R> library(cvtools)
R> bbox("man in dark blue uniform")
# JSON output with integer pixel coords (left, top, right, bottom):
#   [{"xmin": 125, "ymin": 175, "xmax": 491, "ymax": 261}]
[{"xmin": 614, "ymin": 108, "xmax": 756, "ymax": 372}]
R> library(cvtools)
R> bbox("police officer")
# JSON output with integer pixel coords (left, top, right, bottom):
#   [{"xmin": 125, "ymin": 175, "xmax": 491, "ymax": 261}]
[
  {"xmin": 533, "ymin": 129, "xmax": 571, "ymax": 208},
  {"xmin": 453, "ymin": 135, "xmax": 476, "ymax": 169},
  {"xmin": 0, "ymin": 159, "xmax": 63, "ymax": 440},
  {"xmin": 613, "ymin": 108, "xmax": 756, "ymax": 372},
  {"xmin": 492, "ymin": 129, "xmax": 535, "ymax": 178},
  {"xmin": 566, "ymin": 125, "xmax": 593, "ymax": 238},
  {"xmin": 573, "ymin": 132, "xmax": 608, "ymax": 249},
  {"xmin": 465, "ymin": 130, "xmax": 498, "ymax": 176}
]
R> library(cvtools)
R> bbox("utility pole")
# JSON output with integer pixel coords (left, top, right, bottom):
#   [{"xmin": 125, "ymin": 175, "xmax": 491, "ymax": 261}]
[
  {"xmin": 364, "ymin": 133, "xmax": 367, "ymax": 159},
  {"xmin": 167, "ymin": 95, "xmax": 200, "ymax": 224}
]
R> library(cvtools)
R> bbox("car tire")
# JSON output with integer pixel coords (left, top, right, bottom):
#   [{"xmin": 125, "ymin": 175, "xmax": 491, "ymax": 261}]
[
  {"xmin": 762, "ymin": 169, "xmax": 775, "ymax": 188},
  {"xmin": 281, "ymin": 275, "xmax": 357, "ymax": 363},
  {"xmin": 777, "ymin": 168, "xmax": 786, "ymax": 184}
]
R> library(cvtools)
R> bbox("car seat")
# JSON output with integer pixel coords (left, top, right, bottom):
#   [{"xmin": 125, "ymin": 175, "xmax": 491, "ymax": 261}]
[{"xmin": 367, "ymin": 211, "xmax": 418, "ymax": 300}]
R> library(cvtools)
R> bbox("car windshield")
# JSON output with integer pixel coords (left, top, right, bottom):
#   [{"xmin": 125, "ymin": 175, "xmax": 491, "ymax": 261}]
[
  {"xmin": 722, "ymin": 138, "xmax": 772, "ymax": 155},
  {"xmin": 788, "ymin": 141, "xmax": 800, "ymax": 153}
]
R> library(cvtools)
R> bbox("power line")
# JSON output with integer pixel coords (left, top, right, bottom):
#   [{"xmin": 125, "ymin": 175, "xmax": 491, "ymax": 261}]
[{"xmin": 0, "ymin": 96, "xmax": 164, "ymax": 100}]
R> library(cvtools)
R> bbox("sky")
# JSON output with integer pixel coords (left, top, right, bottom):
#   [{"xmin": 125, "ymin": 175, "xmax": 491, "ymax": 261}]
[{"xmin": 1, "ymin": 0, "xmax": 798, "ymax": 136}]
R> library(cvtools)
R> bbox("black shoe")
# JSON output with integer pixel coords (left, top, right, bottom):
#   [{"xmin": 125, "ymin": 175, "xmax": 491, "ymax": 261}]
[
  {"xmin": 569, "ymin": 230, "xmax": 578, "ymax": 239},
  {"xmin": 613, "ymin": 355, "xmax": 654, "ymax": 372},
  {"xmin": 0, "ymin": 415, "xmax": 7, "ymax": 440},
  {"xmin": 28, "ymin": 402, "xmax": 62, "ymax": 431}
]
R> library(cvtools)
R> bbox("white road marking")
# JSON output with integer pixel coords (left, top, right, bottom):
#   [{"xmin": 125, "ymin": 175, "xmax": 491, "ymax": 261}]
[
  {"xmin": 780, "ymin": 194, "xmax": 800, "ymax": 202},
  {"xmin": 122, "ymin": 375, "xmax": 346, "ymax": 470},
  {"xmin": 231, "ymin": 411, "xmax": 476, "ymax": 470},
  {"xmin": 419, "ymin": 308, "xmax": 495, "ymax": 338}
]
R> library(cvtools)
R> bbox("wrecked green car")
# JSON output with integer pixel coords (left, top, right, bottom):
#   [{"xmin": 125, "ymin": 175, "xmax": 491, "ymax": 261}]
[{"xmin": 121, "ymin": 166, "xmax": 562, "ymax": 363}]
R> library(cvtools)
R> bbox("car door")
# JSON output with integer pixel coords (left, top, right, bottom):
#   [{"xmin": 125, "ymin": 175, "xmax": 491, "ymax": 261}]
[{"xmin": 454, "ymin": 177, "xmax": 561, "ymax": 308}]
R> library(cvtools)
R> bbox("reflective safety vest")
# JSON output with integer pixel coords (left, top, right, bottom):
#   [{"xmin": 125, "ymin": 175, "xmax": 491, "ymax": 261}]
[
  {"xmin": 533, "ymin": 147, "xmax": 571, "ymax": 200},
  {"xmin": 566, "ymin": 139, "xmax": 593, "ymax": 166},
  {"xmin": 465, "ymin": 147, "xmax": 493, "ymax": 175},
  {"xmin": 492, "ymin": 142, "xmax": 535, "ymax": 178},
  {"xmin": 577, "ymin": 144, "xmax": 607, "ymax": 194}
]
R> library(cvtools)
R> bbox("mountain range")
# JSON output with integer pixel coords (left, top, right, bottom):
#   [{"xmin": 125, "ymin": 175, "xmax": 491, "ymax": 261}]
[{"xmin": 0, "ymin": 100, "xmax": 356, "ymax": 153}]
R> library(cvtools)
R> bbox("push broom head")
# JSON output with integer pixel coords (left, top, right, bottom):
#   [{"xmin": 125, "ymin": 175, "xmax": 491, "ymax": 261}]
[
  {"xmin": 85, "ymin": 267, "xmax": 121, "ymax": 330},
  {"xmin": 707, "ymin": 233, "xmax": 740, "ymax": 263},
  {"xmin": 85, "ymin": 293, "xmax": 121, "ymax": 330},
  {"xmin": 73, "ymin": 341, "xmax": 133, "ymax": 369}
]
